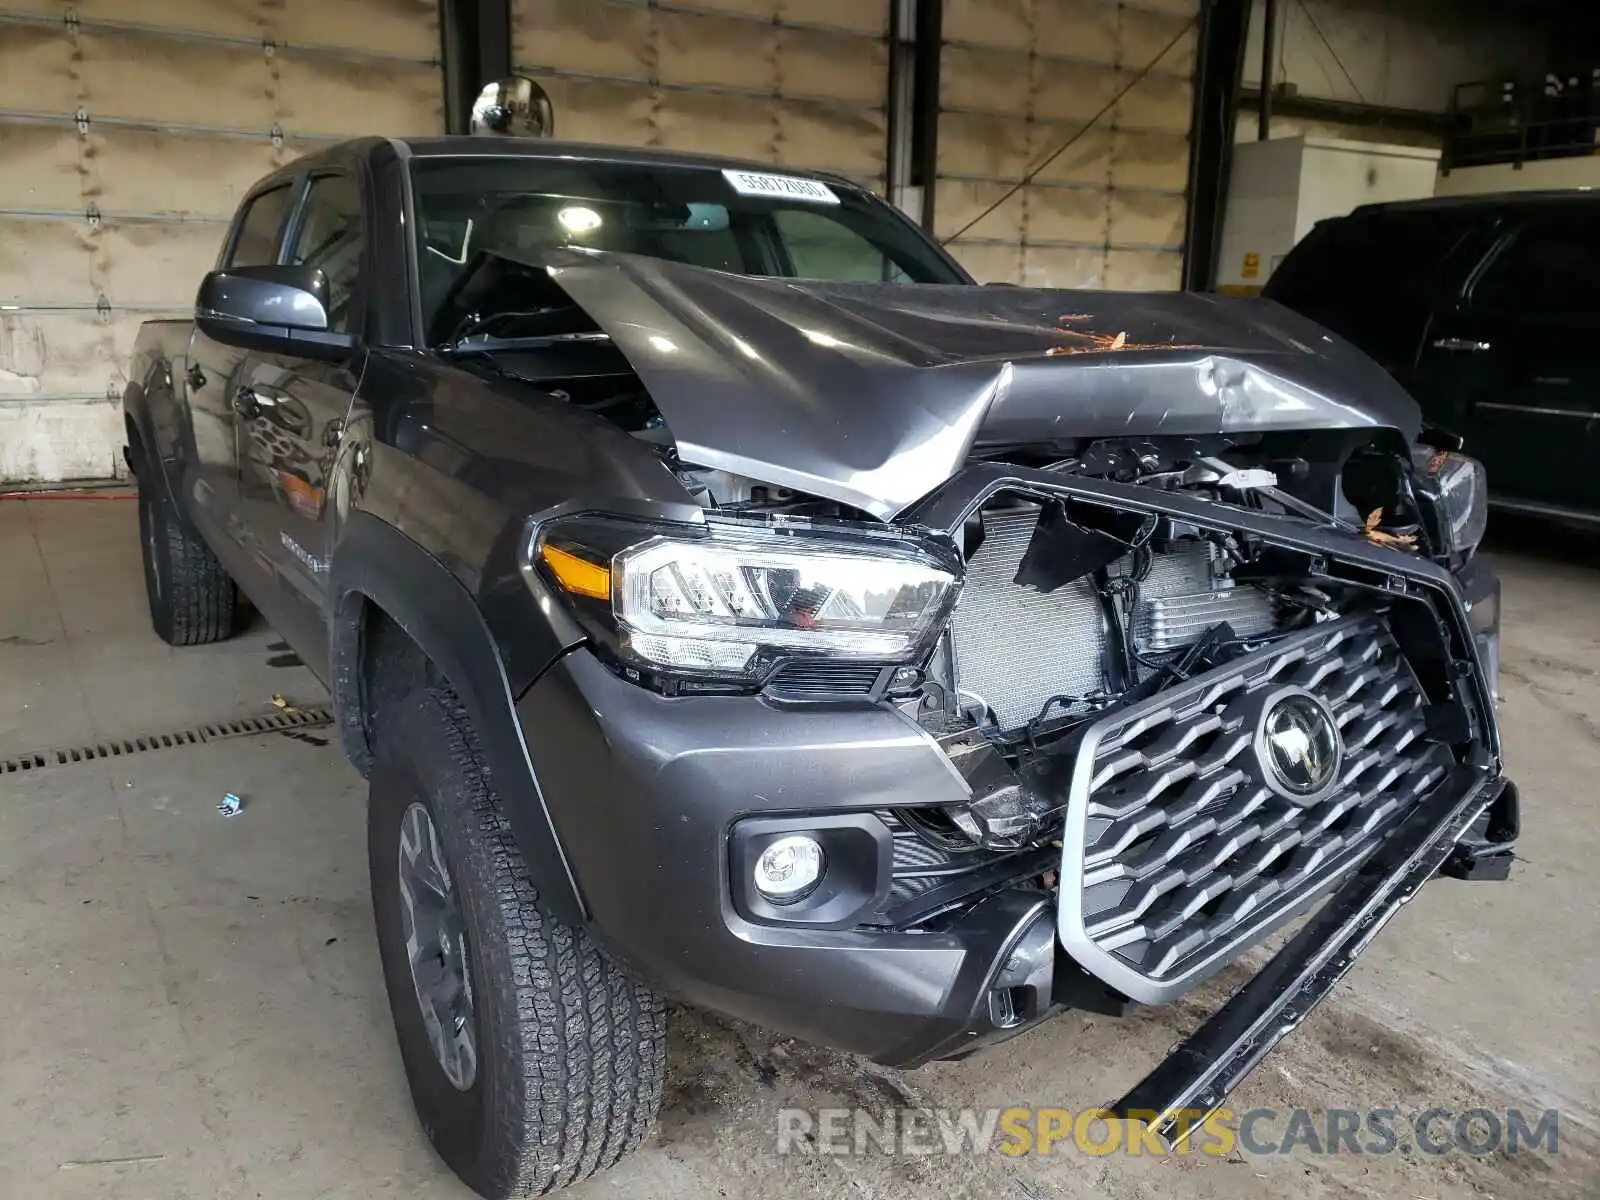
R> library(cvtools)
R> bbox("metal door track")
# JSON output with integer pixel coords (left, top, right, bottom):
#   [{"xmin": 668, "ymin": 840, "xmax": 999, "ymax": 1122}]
[{"xmin": 0, "ymin": 706, "xmax": 335, "ymax": 774}]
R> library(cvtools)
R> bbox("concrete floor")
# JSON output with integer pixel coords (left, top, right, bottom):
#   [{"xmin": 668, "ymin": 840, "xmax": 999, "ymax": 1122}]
[{"xmin": 1, "ymin": 495, "xmax": 1596, "ymax": 1200}]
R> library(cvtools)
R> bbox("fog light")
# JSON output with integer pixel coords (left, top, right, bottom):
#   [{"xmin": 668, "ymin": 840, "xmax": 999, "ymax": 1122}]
[{"xmin": 753, "ymin": 836, "xmax": 825, "ymax": 902}]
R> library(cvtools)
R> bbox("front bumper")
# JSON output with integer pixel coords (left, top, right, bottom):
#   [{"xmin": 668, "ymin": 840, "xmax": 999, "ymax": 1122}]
[
  {"xmin": 515, "ymin": 464, "xmax": 1514, "ymax": 1086},
  {"xmin": 519, "ymin": 644, "xmax": 1517, "ymax": 1076},
  {"xmin": 518, "ymin": 646, "xmax": 1055, "ymax": 1067}
]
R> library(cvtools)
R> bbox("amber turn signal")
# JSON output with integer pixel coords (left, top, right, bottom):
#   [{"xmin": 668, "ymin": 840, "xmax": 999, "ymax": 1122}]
[{"xmin": 540, "ymin": 543, "xmax": 611, "ymax": 600}]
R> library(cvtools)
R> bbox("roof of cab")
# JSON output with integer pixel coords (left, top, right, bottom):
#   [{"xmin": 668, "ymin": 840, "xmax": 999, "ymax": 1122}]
[
  {"xmin": 249, "ymin": 135, "xmax": 868, "ymax": 194},
  {"xmin": 394, "ymin": 135, "xmax": 866, "ymax": 189}
]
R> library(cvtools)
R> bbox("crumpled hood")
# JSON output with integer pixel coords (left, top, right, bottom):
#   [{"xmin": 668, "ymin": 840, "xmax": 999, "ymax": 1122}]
[{"xmin": 541, "ymin": 252, "xmax": 1420, "ymax": 519}]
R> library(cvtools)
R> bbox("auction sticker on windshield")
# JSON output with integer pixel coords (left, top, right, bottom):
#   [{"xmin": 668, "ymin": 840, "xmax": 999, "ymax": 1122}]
[{"xmin": 722, "ymin": 169, "xmax": 839, "ymax": 204}]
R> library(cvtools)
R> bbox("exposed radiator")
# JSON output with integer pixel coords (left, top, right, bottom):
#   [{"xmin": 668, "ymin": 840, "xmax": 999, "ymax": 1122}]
[
  {"xmin": 1116, "ymin": 540, "xmax": 1280, "ymax": 654},
  {"xmin": 950, "ymin": 515, "xmax": 1286, "ymax": 731},
  {"xmin": 950, "ymin": 508, "xmax": 1110, "ymax": 730},
  {"xmin": 1136, "ymin": 587, "xmax": 1280, "ymax": 652}
]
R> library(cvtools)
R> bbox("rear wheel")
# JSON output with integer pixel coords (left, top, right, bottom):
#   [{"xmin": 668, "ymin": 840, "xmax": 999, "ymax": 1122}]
[
  {"xmin": 136, "ymin": 471, "xmax": 236, "ymax": 646},
  {"xmin": 368, "ymin": 681, "xmax": 666, "ymax": 1197}
]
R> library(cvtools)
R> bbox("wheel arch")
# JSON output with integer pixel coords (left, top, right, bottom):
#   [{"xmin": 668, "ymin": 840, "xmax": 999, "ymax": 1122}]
[
  {"xmin": 330, "ymin": 510, "xmax": 587, "ymax": 926},
  {"xmin": 122, "ymin": 368, "xmax": 182, "ymax": 509},
  {"xmin": 123, "ymin": 397, "xmax": 171, "ymax": 501}
]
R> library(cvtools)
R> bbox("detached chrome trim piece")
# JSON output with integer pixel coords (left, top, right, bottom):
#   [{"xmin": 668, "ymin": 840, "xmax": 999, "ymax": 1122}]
[{"xmin": 1112, "ymin": 768, "xmax": 1506, "ymax": 1142}]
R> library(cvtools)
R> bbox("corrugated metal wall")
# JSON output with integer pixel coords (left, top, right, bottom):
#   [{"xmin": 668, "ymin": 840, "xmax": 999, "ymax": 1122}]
[
  {"xmin": 1, "ymin": 0, "xmax": 1206, "ymax": 483},
  {"xmin": 0, "ymin": 0, "xmax": 443, "ymax": 482},
  {"xmin": 511, "ymin": 0, "xmax": 891, "ymax": 192},
  {"xmin": 935, "ymin": 0, "xmax": 1196, "ymax": 288}
]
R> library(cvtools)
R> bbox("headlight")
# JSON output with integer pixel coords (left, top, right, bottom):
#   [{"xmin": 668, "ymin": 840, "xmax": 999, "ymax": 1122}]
[
  {"xmin": 536, "ymin": 518, "xmax": 960, "ymax": 682},
  {"xmin": 1413, "ymin": 448, "xmax": 1488, "ymax": 555}
]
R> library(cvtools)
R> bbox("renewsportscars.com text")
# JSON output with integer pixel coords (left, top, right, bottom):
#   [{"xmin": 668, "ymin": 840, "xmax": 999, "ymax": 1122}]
[{"xmin": 776, "ymin": 1105, "xmax": 1561, "ymax": 1159}]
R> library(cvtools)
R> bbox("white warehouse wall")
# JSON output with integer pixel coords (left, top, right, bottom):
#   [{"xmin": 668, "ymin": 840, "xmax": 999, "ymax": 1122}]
[
  {"xmin": 0, "ymin": 0, "xmax": 444, "ymax": 486},
  {"xmin": 1216, "ymin": 136, "xmax": 1441, "ymax": 289}
]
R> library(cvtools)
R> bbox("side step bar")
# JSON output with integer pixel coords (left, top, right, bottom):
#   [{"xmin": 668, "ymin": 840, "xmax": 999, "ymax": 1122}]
[{"xmin": 1111, "ymin": 768, "xmax": 1516, "ymax": 1143}]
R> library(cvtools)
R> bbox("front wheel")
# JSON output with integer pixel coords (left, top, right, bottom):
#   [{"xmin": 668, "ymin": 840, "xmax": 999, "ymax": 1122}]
[{"xmin": 368, "ymin": 682, "xmax": 665, "ymax": 1197}]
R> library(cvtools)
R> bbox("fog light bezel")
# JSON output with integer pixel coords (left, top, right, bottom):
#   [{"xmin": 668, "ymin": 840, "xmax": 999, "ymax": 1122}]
[{"xmin": 729, "ymin": 814, "xmax": 894, "ymax": 928}]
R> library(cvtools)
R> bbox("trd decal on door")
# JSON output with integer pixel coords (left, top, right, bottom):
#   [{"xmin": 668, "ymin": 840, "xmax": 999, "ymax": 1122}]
[{"xmin": 280, "ymin": 532, "xmax": 328, "ymax": 575}]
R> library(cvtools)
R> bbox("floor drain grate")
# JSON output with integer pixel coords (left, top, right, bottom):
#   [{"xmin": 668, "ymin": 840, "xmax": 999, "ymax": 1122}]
[{"xmin": 0, "ymin": 706, "xmax": 336, "ymax": 775}]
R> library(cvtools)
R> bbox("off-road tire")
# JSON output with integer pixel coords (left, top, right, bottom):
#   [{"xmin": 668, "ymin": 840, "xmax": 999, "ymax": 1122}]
[
  {"xmin": 368, "ymin": 681, "xmax": 666, "ymax": 1198},
  {"xmin": 136, "ymin": 473, "xmax": 236, "ymax": 645}
]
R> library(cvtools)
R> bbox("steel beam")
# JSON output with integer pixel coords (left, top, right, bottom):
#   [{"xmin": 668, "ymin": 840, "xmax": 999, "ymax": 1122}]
[
  {"xmin": 911, "ymin": 0, "xmax": 943, "ymax": 233},
  {"xmin": 440, "ymin": 0, "xmax": 512, "ymax": 136},
  {"xmin": 1181, "ymin": 0, "xmax": 1250, "ymax": 291}
]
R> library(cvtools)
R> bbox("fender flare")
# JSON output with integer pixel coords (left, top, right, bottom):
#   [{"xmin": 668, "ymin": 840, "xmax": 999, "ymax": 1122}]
[
  {"xmin": 122, "ymin": 380, "xmax": 179, "ymax": 509},
  {"xmin": 328, "ymin": 511, "xmax": 586, "ymax": 925}
]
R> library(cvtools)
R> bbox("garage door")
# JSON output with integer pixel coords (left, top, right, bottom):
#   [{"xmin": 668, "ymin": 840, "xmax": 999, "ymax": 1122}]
[
  {"xmin": 512, "ymin": 0, "xmax": 890, "ymax": 193},
  {"xmin": 936, "ymin": 0, "xmax": 1197, "ymax": 289},
  {"xmin": 0, "ymin": 0, "xmax": 443, "ymax": 483}
]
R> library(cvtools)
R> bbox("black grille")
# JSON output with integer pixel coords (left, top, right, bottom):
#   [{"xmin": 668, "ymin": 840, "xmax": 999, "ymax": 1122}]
[
  {"xmin": 886, "ymin": 813, "xmax": 986, "ymax": 901},
  {"xmin": 1060, "ymin": 616, "xmax": 1454, "ymax": 1000},
  {"xmin": 764, "ymin": 660, "xmax": 885, "ymax": 700},
  {"xmin": 870, "ymin": 811, "xmax": 1051, "ymax": 927}
]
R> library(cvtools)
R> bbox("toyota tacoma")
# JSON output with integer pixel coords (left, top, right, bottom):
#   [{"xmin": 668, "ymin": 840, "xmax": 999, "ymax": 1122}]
[{"xmin": 122, "ymin": 123, "xmax": 1519, "ymax": 1197}]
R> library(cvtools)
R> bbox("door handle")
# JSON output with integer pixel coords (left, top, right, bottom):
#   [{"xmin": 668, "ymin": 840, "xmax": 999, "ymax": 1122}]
[
  {"xmin": 232, "ymin": 386, "xmax": 260, "ymax": 418},
  {"xmin": 1431, "ymin": 337, "xmax": 1492, "ymax": 353}
]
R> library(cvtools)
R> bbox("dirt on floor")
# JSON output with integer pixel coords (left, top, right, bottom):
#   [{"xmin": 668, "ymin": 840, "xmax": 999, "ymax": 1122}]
[{"xmin": 645, "ymin": 988, "xmax": 1595, "ymax": 1200}]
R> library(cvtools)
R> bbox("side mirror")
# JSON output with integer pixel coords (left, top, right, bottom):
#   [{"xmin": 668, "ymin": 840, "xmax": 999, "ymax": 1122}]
[{"xmin": 195, "ymin": 265, "xmax": 356, "ymax": 361}]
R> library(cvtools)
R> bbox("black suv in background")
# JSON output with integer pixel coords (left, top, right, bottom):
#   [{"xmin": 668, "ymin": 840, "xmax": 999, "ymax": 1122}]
[{"xmin": 1265, "ymin": 191, "xmax": 1600, "ymax": 526}]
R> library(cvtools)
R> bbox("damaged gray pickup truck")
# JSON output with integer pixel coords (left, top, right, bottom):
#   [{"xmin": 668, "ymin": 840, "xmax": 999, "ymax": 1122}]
[{"xmin": 122, "ymin": 133, "xmax": 1519, "ymax": 1197}]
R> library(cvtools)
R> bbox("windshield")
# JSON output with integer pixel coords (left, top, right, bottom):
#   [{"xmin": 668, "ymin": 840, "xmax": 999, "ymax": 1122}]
[{"xmin": 410, "ymin": 156, "xmax": 966, "ymax": 337}]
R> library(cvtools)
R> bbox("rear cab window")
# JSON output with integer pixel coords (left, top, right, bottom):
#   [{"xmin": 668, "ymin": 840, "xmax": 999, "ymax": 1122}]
[
  {"xmin": 408, "ymin": 156, "xmax": 965, "ymax": 342},
  {"xmin": 225, "ymin": 185, "xmax": 296, "ymax": 269},
  {"xmin": 772, "ymin": 209, "xmax": 915, "ymax": 282}
]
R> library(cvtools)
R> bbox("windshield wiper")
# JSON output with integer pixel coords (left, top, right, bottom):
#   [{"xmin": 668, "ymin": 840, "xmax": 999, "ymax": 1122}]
[
  {"xmin": 441, "ymin": 302, "xmax": 606, "ymax": 349},
  {"xmin": 442, "ymin": 330, "xmax": 612, "ymax": 355}
]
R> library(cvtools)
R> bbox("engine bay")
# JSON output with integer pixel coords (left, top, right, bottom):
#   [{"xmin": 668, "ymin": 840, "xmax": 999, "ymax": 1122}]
[
  {"xmin": 650, "ymin": 453, "xmax": 1446, "ymax": 885},
  {"xmin": 468, "ymin": 294, "xmax": 1493, "ymax": 940}
]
